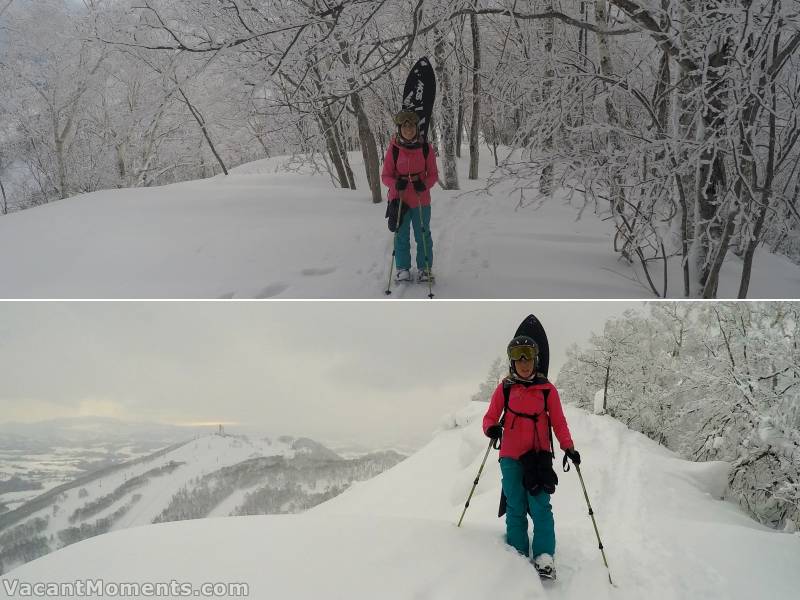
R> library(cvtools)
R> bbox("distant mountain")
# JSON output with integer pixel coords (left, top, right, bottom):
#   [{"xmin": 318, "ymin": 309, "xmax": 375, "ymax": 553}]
[
  {"xmin": 0, "ymin": 433, "xmax": 404, "ymax": 575},
  {"xmin": 0, "ymin": 417, "xmax": 210, "ymax": 513},
  {"xmin": 0, "ymin": 417, "xmax": 206, "ymax": 448}
]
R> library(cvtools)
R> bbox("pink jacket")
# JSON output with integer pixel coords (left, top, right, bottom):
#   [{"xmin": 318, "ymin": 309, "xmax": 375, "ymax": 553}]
[
  {"xmin": 381, "ymin": 137, "xmax": 439, "ymax": 209},
  {"xmin": 482, "ymin": 380, "xmax": 574, "ymax": 460}
]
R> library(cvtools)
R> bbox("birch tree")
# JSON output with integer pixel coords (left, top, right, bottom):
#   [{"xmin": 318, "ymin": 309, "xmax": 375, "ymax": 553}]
[
  {"xmin": 433, "ymin": 24, "xmax": 460, "ymax": 190},
  {"xmin": 468, "ymin": 8, "xmax": 481, "ymax": 180}
]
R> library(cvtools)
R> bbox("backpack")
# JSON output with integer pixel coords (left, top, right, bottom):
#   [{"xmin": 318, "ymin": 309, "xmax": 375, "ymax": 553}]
[
  {"xmin": 391, "ymin": 142, "xmax": 430, "ymax": 175},
  {"xmin": 497, "ymin": 379, "xmax": 557, "ymax": 517},
  {"xmin": 500, "ymin": 379, "xmax": 554, "ymax": 459}
]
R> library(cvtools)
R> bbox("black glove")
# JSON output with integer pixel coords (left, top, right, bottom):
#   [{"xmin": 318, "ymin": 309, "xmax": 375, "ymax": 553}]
[
  {"xmin": 396, "ymin": 177, "xmax": 408, "ymax": 191},
  {"xmin": 565, "ymin": 447, "xmax": 581, "ymax": 465},
  {"xmin": 412, "ymin": 179, "xmax": 426, "ymax": 193},
  {"xmin": 485, "ymin": 425, "xmax": 503, "ymax": 440}
]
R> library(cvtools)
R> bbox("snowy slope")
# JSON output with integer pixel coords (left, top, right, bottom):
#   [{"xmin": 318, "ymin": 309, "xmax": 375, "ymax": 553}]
[
  {"xmin": 314, "ymin": 404, "xmax": 800, "ymax": 599},
  {"xmin": 0, "ymin": 433, "xmax": 405, "ymax": 576},
  {"xmin": 0, "ymin": 435, "xmax": 287, "ymax": 572},
  {"xmin": 0, "ymin": 435, "xmax": 287, "ymax": 531},
  {"xmin": 3, "ymin": 404, "xmax": 798, "ymax": 599},
  {"xmin": 1, "ymin": 149, "xmax": 797, "ymax": 299}
]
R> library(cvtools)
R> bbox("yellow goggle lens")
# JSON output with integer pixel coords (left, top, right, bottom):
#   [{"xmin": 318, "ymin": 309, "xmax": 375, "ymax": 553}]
[{"xmin": 508, "ymin": 346, "xmax": 536, "ymax": 362}]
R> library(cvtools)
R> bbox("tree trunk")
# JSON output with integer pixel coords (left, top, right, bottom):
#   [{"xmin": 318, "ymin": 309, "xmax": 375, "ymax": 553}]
[
  {"xmin": 738, "ymin": 34, "xmax": 781, "ymax": 299},
  {"xmin": 595, "ymin": 0, "xmax": 626, "ymax": 217},
  {"xmin": 0, "ymin": 176, "xmax": 8, "ymax": 215},
  {"xmin": 578, "ymin": 2, "xmax": 587, "ymax": 67},
  {"xmin": 337, "ymin": 118, "xmax": 356, "ymax": 189},
  {"xmin": 538, "ymin": 2, "xmax": 555, "ymax": 195},
  {"xmin": 178, "ymin": 88, "xmax": 228, "ymax": 176},
  {"xmin": 136, "ymin": 95, "xmax": 171, "ymax": 187},
  {"xmin": 337, "ymin": 38, "xmax": 381, "ymax": 202},
  {"xmin": 115, "ymin": 141, "xmax": 127, "ymax": 186},
  {"xmin": 603, "ymin": 357, "xmax": 611, "ymax": 413},
  {"xmin": 351, "ymin": 91, "xmax": 382, "ymax": 202},
  {"xmin": 318, "ymin": 109, "xmax": 350, "ymax": 188},
  {"xmin": 675, "ymin": 0, "xmax": 698, "ymax": 296},
  {"xmin": 434, "ymin": 28, "xmax": 460, "ymax": 190},
  {"xmin": 456, "ymin": 60, "xmax": 464, "ymax": 159},
  {"xmin": 468, "ymin": 11, "xmax": 481, "ymax": 180},
  {"xmin": 701, "ymin": 209, "xmax": 736, "ymax": 299},
  {"xmin": 695, "ymin": 142, "xmax": 726, "ymax": 295},
  {"xmin": 694, "ymin": 45, "xmax": 729, "ymax": 295},
  {"xmin": 52, "ymin": 106, "xmax": 69, "ymax": 200}
]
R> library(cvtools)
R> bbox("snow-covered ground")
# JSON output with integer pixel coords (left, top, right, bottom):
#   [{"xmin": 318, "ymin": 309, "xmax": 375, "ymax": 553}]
[
  {"xmin": 4, "ymin": 403, "xmax": 798, "ymax": 599},
  {"xmin": 0, "ymin": 436, "xmax": 286, "ymax": 549},
  {"xmin": 1, "ymin": 150, "xmax": 797, "ymax": 299}
]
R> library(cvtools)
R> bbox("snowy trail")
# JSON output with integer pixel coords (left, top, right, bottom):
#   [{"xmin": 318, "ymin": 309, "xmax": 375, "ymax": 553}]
[
  {"xmin": 312, "ymin": 404, "xmax": 800, "ymax": 599},
  {"xmin": 1, "ymin": 149, "xmax": 798, "ymax": 298}
]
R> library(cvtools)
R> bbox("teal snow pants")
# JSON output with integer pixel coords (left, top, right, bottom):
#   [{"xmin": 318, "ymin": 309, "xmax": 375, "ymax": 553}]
[
  {"xmin": 394, "ymin": 205, "xmax": 432, "ymax": 271},
  {"xmin": 500, "ymin": 457, "xmax": 556, "ymax": 558}
]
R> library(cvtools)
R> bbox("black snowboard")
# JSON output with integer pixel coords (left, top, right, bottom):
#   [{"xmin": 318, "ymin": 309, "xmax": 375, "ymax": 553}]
[
  {"xmin": 498, "ymin": 313, "xmax": 551, "ymax": 519},
  {"xmin": 514, "ymin": 314, "xmax": 550, "ymax": 378},
  {"xmin": 401, "ymin": 57, "xmax": 436, "ymax": 142}
]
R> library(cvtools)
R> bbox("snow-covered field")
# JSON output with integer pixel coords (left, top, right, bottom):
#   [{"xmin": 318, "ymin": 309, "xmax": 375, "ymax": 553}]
[
  {"xmin": 1, "ymin": 150, "xmax": 797, "ymax": 299},
  {"xmin": 4, "ymin": 403, "xmax": 798, "ymax": 599}
]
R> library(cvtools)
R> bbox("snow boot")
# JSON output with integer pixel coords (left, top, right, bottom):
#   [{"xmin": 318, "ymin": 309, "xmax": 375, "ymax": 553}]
[
  {"xmin": 533, "ymin": 554, "xmax": 556, "ymax": 580},
  {"xmin": 417, "ymin": 268, "xmax": 434, "ymax": 284},
  {"xmin": 395, "ymin": 268, "xmax": 411, "ymax": 282}
]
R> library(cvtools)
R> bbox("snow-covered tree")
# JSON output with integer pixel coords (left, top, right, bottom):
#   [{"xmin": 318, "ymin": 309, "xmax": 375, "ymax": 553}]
[
  {"xmin": 557, "ymin": 302, "xmax": 800, "ymax": 529},
  {"xmin": 471, "ymin": 356, "xmax": 506, "ymax": 402}
]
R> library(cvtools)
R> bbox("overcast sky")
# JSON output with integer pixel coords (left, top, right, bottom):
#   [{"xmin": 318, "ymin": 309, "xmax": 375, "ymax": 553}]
[{"xmin": 0, "ymin": 301, "xmax": 641, "ymax": 449}]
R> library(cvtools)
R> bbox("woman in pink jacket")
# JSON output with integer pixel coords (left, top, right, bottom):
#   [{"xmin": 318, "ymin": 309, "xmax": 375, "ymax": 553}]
[
  {"xmin": 381, "ymin": 111, "xmax": 439, "ymax": 283},
  {"xmin": 483, "ymin": 335, "xmax": 581, "ymax": 580}
]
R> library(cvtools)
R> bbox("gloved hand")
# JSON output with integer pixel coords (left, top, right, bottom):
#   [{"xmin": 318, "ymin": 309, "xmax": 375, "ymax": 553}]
[
  {"xmin": 412, "ymin": 179, "xmax": 426, "ymax": 193},
  {"xmin": 565, "ymin": 447, "xmax": 581, "ymax": 465},
  {"xmin": 396, "ymin": 177, "xmax": 409, "ymax": 191},
  {"xmin": 485, "ymin": 425, "xmax": 503, "ymax": 440}
]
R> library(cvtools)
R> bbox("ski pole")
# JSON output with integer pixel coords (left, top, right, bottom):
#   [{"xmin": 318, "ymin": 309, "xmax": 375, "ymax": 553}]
[
  {"xmin": 385, "ymin": 246, "xmax": 396, "ymax": 295},
  {"xmin": 571, "ymin": 460, "xmax": 613, "ymax": 585},
  {"xmin": 418, "ymin": 206, "xmax": 434, "ymax": 299},
  {"xmin": 457, "ymin": 438, "xmax": 496, "ymax": 527},
  {"xmin": 385, "ymin": 226, "xmax": 401, "ymax": 296}
]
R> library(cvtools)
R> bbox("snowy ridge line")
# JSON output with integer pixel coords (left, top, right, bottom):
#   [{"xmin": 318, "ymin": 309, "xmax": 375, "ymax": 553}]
[{"xmin": 0, "ymin": 439, "xmax": 192, "ymax": 532}]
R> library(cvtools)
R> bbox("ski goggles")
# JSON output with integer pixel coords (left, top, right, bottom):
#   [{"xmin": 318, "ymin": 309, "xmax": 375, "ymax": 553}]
[
  {"xmin": 508, "ymin": 346, "xmax": 537, "ymax": 362},
  {"xmin": 508, "ymin": 346, "xmax": 536, "ymax": 360},
  {"xmin": 394, "ymin": 111, "xmax": 419, "ymax": 126}
]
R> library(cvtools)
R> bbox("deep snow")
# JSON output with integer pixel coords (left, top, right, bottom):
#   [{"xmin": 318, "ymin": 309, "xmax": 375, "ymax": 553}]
[
  {"xmin": 3, "ymin": 403, "xmax": 798, "ymax": 599},
  {"xmin": 1, "ymin": 150, "xmax": 798, "ymax": 299}
]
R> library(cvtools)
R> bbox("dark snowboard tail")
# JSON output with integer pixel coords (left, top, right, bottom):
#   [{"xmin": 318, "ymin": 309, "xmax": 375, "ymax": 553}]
[
  {"xmin": 514, "ymin": 314, "xmax": 550, "ymax": 378},
  {"xmin": 401, "ymin": 57, "xmax": 436, "ymax": 143},
  {"xmin": 498, "ymin": 313, "xmax": 551, "ymax": 518}
]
